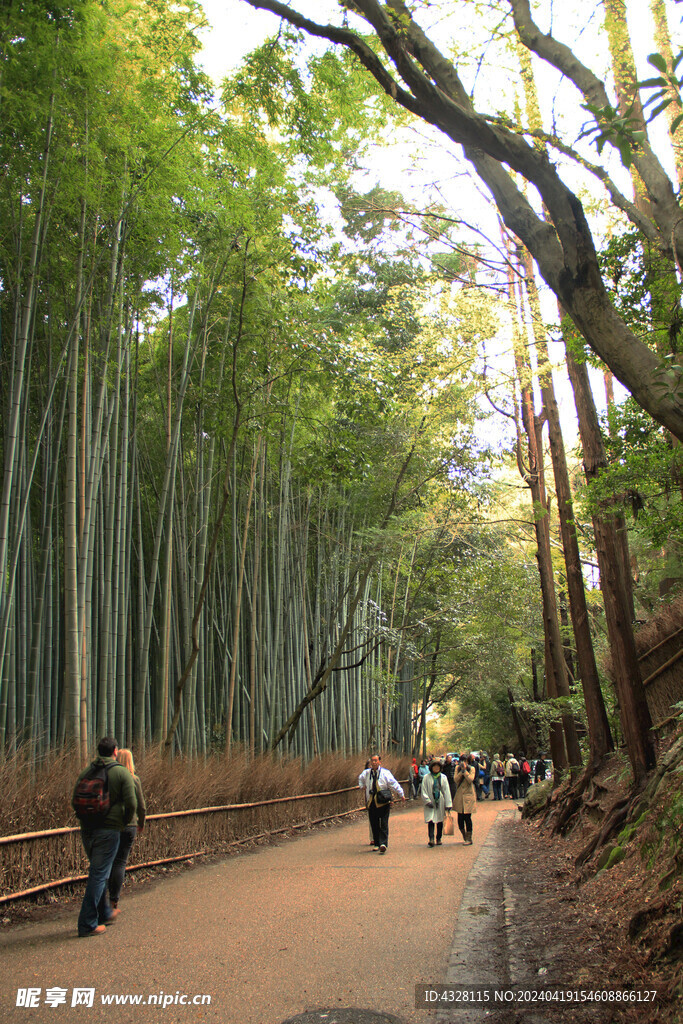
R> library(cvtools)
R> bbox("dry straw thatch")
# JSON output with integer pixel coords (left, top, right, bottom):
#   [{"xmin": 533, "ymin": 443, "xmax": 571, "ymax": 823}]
[
  {"xmin": 636, "ymin": 594, "xmax": 683, "ymax": 726},
  {"xmin": 604, "ymin": 593, "xmax": 683, "ymax": 728}
]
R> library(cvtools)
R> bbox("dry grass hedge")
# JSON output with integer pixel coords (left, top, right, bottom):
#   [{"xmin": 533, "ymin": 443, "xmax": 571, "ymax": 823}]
[{"xmin": 0, "ymin": 748, "xmax": 411, "ymax": 899}]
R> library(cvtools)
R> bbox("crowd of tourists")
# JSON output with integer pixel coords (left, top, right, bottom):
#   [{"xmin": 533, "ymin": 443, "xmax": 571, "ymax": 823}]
[
  {"xmin": 410, "ymin": 750, "xmax": 551, "ymax": 802},
  {"xmin": 358, "ymin": 749, "xmax": 552, "ymax": 855}
]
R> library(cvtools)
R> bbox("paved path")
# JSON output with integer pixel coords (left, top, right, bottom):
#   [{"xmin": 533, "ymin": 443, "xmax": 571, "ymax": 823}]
[{"xmin": 0, "ymin": 799, "xmax": 516, "ymax": 1024}]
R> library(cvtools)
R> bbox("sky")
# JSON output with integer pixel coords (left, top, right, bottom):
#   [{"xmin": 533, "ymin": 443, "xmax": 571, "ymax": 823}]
[
  {"xmin": 197, "ymin": 1, "xmax": 337, "ymax": 79},
  {"xmin": 193, "ymin": 1, "xmax": 682, "ymax": 438},
  {"xmin": 195, "ymin": 1, "xmax": 679, "ymax": 248},
  {"xmin": 196, "ymin": 1, "xmax": 676, "ymax": 87}
]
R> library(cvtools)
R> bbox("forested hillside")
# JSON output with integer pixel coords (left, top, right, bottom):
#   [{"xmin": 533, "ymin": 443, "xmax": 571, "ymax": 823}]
[{"xmin": 1, "ymin": 0, "xmax": 681, "ymax": 779}]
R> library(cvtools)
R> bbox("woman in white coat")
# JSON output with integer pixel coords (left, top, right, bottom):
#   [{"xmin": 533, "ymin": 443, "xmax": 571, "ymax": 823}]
[{"xmin": 421, "ymin": 758, "xmax": 453, "ymax": 846}]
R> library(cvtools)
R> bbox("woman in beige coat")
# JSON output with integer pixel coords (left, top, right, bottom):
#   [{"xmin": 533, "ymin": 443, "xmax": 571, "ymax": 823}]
[{"xmin": 452, "ymin": 754, "xmax": 476, "ymax": 844}]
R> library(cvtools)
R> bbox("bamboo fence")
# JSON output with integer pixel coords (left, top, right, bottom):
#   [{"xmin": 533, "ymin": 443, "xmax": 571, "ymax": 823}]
[{"xmin": 0, "ymin": 781, "xmax": 408, "ymax": 903}]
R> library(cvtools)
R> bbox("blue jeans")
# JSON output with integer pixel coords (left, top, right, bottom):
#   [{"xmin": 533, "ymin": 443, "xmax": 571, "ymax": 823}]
[
  {"xmin": 78, "ymin": 829, "xmax": 121, "ymax": 935},
  {"xmin": 492, "ymin": 779, "xmax": 503, "ymax": 800},
  {"xmin": 108, "ymin": 826, "xmax": 137, "ymax": 904}
]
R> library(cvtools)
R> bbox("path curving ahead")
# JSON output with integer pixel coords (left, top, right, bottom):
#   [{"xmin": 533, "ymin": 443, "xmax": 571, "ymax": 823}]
[{"xmin": 0, "ymin": 800, "xmax": 514, "ymax": 1024}]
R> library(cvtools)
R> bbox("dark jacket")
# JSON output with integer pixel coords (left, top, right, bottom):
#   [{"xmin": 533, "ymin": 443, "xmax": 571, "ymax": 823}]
[
  {"xmin": 73, "ymin": 756, "xmax": 137, "ymax": 831},
  {"xmin": 442, "ymin": 759, "xmax": 456, "ymax": 796}
]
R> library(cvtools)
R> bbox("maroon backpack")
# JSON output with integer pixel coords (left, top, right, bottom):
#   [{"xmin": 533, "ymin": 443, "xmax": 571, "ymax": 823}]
[{"xmin": 73, "ymin": 762, "xmax": 115, "ymax": 824}]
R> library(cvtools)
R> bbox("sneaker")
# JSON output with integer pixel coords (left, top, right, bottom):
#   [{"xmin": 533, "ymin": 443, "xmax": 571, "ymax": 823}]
[
  {"xmin": 428, "ymin": 840, "xmax": 435, "ymax": 847},
  {"xmin": 379, "ymin": 844, "xmax": 387, "ymax": 854},
  {"xmin": 436, "ymin": 839, "xmax": 442, "ymax": 845},
  {"xmin": 372, "ymin": 846, "xmax": 379, "ymax": 851},
  {"xmin": 79, "ymin": 925, "xmax": 106, "ymax": 937},
  {"xmin": 103, "ymin": 909, "xmax": 120, "ymax": 926}
]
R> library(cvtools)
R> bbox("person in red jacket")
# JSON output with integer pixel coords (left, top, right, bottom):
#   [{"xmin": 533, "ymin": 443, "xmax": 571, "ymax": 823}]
[{"xmin": 410, "ymin": 757, "xmax": 420, "ymax": 798}]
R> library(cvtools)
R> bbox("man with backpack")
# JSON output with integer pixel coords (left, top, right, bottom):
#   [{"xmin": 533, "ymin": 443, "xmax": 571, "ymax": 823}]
[
  {"xmin": 505, "ymin": 753, "xmax": 520, "ymax": 800},
  {"xmin": 519, "ymin": 754, "xmax": 532, "ymax": 797},
  {"xmin": 490, "ymin": 754, "xmax": 505, "ymax": 800},
  {"xmin": 72, "ymin": 736, "xmax": 137, "ymax": 937}
]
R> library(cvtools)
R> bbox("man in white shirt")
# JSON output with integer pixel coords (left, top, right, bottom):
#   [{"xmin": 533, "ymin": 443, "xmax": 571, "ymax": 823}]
[{"xmin": 358, "ymin": 754, "xmax": 405, "ymax": 854}]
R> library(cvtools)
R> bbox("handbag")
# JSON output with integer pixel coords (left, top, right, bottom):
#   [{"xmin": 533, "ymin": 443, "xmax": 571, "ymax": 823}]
[
  {"xmin": 444, "ymin": 814, "xmax": 455, "ymax": 836},
  {"xmin": 375, "ymin": 787, "xmax": 393, "ymax": 806}
]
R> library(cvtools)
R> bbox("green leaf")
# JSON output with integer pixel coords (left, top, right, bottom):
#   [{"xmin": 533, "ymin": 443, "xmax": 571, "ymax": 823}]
[
  {"xmin": 648, "ymin": 98, "xmax": 673, "ymax": 121},
  {"xmin": 647, "ymin": 52, "xmax": 669, "ymax": 74},
  {"xmin": 618, "ymin": 142, "xmax": 633, "ymax": 167}
]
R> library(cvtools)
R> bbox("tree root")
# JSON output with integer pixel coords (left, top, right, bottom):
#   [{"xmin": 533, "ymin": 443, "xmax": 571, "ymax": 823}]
[
  {"xmin": 574, "ymin": 733, "xmax": 683, "ymax": 869},
  {"xmin": 628, "ymin": 896, "xmax": 670, "ymax": 940},
  {"xmin": 552, "ymin": 757, "xmax": 607, "ymax": 836},
  {"xmin": 575, "ymin": 793, "xmax": 634, "ymax": 868}
]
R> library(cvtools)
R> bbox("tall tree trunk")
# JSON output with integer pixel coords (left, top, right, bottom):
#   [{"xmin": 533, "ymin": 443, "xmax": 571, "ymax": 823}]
[
  {"xmin": 545, "ymin": 633, "xmax": 569, "ymax": 775},
  {"xmin": 521, "ymin": 250, "xmax": 613, "ymax": 763},
  {"xmin": 507, "ymin": 248, "xmax": 582, "ymax": 769},
  {"xmin": 564, "ymin": 345, "xmax": 656, "ymax": 781},
  {"xmin": 649, "ymin": 0, "xmax": 683, "ymax": 187},
  {"xmin": 508, "ymin": 687, "xmax": 528, "ymax": 752}
]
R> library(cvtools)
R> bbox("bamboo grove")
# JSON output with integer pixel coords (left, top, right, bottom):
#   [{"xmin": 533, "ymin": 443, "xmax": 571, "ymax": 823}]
[
  {"xmin": 2, "ymin": 0, "xmax": 681, "ymax": 774},
  {"xmin": 0, "ymin": 0, "xmax": 496, "ymax": 760}
]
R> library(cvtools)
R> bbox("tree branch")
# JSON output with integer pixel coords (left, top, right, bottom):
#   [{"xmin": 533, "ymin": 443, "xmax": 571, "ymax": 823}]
[{"xmin": 238, "ymin": 0, "xmax": 683, "ymax": 439}]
